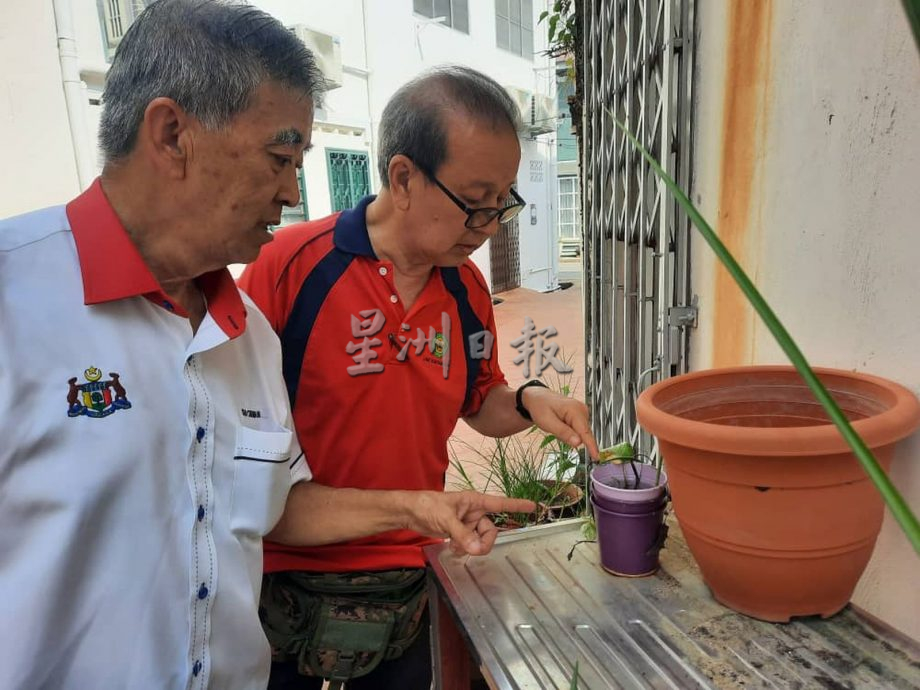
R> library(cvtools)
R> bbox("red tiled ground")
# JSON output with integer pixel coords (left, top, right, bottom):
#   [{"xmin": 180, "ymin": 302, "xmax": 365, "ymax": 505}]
[{"xmin": 447, "ymin": 280, "xmax": 586, "ymax": 491}]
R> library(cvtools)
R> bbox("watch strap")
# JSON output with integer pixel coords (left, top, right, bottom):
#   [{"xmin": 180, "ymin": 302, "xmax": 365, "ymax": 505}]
[{"xmin": 515, "ymin": 379, "xmax": 548, "ymax": 421}]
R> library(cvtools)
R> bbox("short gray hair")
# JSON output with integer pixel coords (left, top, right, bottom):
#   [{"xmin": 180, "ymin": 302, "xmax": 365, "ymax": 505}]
[
  {"xmin": 100, "ymin": 0, "xmax": 325, "ymax": 162},
  {"xmin": 376, "ymin": 65, "xmax": 522, "ymax": 186}
]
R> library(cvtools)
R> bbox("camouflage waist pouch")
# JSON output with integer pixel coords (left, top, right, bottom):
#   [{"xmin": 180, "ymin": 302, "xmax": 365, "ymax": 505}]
[{"xmin": 260, "ymin": 569, "xmax": 429, "ymax": 683}]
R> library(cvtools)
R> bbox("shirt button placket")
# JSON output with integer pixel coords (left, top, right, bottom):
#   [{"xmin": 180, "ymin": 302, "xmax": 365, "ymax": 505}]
[{"xmin": 184, "ymin": 354, "xmax": 216, "ymax": 688}]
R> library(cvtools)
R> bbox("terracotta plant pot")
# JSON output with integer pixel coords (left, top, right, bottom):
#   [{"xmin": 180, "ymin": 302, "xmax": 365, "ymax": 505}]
[
  {"xmin": 636, "ymin": 365, "xmax": 920, "ymax": 622},
  {"xmin": 536, "ymin": 480, "xmax": 584, "ymax": 521}
]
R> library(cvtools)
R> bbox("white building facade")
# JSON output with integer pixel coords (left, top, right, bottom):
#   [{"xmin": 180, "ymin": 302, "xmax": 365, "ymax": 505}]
[{"xmin": 0, "ymin": 0, "xmax": 561, "ymax": 292}]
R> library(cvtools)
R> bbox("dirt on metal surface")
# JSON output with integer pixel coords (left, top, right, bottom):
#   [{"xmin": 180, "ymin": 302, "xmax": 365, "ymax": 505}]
[{"xmin": 427, "ymin": 517, "xmax": 920, "ymax": 689}]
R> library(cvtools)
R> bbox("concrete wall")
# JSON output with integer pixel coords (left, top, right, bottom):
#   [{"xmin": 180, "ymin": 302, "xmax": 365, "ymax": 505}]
[
  {"xmin": 0, "ymin": 2, "xmax": 81, "ymax": 217},
  {"xmin": 691, "ymin": 0, "xmax": 920, "ymax": 642}
]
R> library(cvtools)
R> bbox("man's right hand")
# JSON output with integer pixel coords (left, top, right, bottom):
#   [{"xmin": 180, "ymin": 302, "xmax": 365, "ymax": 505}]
[{"xmin": 403, "ymin": 491, "xmax": 536, "ymax": 557}]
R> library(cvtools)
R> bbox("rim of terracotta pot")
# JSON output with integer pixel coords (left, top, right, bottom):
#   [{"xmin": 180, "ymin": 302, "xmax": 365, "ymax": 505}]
[{"xmin": 636, "ymin": 365, "xmax": 920, "ymax": 456}]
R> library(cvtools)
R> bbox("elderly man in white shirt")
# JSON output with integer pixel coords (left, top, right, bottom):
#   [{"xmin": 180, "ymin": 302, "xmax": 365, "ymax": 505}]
[{"xmin": 0, "ymin": 1, "xmax": 533, "ymax": 688}]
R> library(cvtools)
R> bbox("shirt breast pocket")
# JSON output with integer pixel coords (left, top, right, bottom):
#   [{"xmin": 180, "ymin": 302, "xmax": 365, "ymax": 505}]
[{"xmin": 230, "ymin": 425, "xmax": 294, "ymax": 537}]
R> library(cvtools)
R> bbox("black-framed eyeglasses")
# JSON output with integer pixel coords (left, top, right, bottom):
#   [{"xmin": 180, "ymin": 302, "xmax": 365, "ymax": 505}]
[{"xmin": 428, "ymin": 175, "xmax": 527, "ymax": 229}]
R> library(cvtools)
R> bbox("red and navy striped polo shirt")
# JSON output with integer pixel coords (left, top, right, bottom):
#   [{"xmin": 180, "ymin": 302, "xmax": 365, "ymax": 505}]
[{"xmin": 239, "ymin": 196, "xmax": 506, "ymax": 572}]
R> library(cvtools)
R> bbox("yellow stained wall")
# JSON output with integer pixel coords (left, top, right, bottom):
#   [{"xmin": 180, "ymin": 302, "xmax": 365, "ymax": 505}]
[
  {"xmin": 711, "ymin": 0, "xmax": 773, "ymax": 367},
  {"xmin": 691, "ymin": 0, "xmax": 920, "ymax": 641}
]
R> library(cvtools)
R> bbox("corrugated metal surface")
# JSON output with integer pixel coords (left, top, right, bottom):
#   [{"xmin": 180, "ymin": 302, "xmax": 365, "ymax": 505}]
[{"xmin": 427, "ymin": 519, "xmax": 920, "ymax": 689}]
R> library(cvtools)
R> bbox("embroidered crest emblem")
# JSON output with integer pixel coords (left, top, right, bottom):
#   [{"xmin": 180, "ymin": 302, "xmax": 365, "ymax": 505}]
[
  {"xmin": 432, "ymin": 331, "xmax": 445, "ymax": 359},
  {"xmin": 67, "ymin": 367, "xmax": 132, "ymax": 418}
]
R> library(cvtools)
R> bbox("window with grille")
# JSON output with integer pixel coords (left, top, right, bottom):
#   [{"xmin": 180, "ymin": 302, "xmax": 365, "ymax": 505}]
[
  {"xmin": 279, "ymin": 169, "xmax": 310, "ymax": 225},
  {"xmin": 326, "ymin": 149, "xmax": 370, "ymax": 213},
  {"xmin": 496, "ymin": 0, "xmax": 534, "ymax": 59},
  {"xmin": 100, "ymin": 0, "xmax": 149, "ymax": 58},
  {"xmin": 102, "ymin": 0, "xmax": 127, "ymax": 46},
  {"xmin": 413, "ymin": 0, "xmax": 470, "ymax": 34},
  {"xmin": 558, "ymin": 175, "xmax": 581, "ymax": 239}
]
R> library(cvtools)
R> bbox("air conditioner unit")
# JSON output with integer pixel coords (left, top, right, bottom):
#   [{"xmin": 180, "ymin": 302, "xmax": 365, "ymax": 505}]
[
  {"xmin": 504, "ymin": 86, "xmax": 556, "ymax": 136},
  {"xmin": 289, "ymin": 25, "xmax": 343, "ymax": 90},
  {"xmin": 504, "ymin": 85, "xmax": 534, "ymax": 130},
  {"xmin": 530, "ymin": 94, "xmax": 557, "ymax": 135}
]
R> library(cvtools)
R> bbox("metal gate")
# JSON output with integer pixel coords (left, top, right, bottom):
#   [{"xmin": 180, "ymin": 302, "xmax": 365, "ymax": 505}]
[
  {"xmin": 490, "ymin": 208, "xmax": 521, "ymax": 294},
  {"xmin": 582, "ymin": 0, "xmax": 696, "ymax": 456}
]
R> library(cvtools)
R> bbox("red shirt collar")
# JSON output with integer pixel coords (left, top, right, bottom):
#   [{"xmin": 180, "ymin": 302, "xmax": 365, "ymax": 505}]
[{"xmin": 66, "ymin": 178, "xmax": 247, "ymax": 339}]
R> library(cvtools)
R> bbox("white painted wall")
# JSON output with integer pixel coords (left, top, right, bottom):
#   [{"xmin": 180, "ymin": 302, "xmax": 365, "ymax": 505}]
[
  {"xmin": 355, "ymin": 0, "xmax": 559, "ymax": 290},
  {"xmin": 0, "ymin": 2, "xmax": 81, "ymax": 218},
  {"xmin": 516, "ymin": 138, "xmax": 558, "ymax": 291},
  {"xmin": 71, "ymin": 1, "xmax": 107, "ymax": 66},
  {"xmin": 691, "ymin": 0, "xmax": 920, "ymax": 642},
  {"xmin": 1, "ymin": 0, "xmax": 556, "ymax": 293},
  {"xmin": 363, "ymin": 1, "xmax": 555, "ymax": 125}
]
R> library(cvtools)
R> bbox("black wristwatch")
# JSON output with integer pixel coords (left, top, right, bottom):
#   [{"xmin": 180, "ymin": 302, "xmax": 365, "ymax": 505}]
[{"xmin": 515, "ymin": 380, "xmax": 548, "ymax": 421}]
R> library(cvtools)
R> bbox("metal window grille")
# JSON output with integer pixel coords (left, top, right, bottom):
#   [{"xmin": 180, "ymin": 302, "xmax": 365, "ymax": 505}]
[
  {"xmin": 280, "ymin": 169, "xmax": 310, "ymax": 225},
  {"xmin": 582, "ymin": 0, "xmax": 696, "ymax": 458},
  {"xmin": 103, "ymin": 0, "xmax": 127, "ymax": 45},
  {"xmin": 101, "ymin": 0, "xmax": 149, "ymax": 56},
  {"xmin": 327, "ymin": 149, "xmax": 370, "ymax": 213}
]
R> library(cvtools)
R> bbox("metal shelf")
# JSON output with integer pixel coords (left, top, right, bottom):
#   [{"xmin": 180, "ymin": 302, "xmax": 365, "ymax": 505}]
[{"xmin": 426, "ymin": 518, "xmax": 920, "ymax": 689}]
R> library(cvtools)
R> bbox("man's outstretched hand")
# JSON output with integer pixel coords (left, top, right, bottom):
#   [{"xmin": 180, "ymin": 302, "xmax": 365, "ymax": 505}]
[{"xmin": 403, "ymin": 491, "xmax": 536, "ymax": 557}]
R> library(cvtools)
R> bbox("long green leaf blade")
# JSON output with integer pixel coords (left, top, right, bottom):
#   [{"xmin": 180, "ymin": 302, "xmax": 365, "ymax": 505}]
[
  {"xmin": 903, "ymin": 0, "xmax": 920, "ymax": 54},
  {"xmin": 610, "ymin": 116, "xmax": 920, "ymax": 555}
]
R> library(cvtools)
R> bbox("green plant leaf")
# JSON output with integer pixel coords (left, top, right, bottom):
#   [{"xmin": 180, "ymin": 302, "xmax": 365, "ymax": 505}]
[
  {"xmin": 539, "ymin": 10, "xmax": 549, "ymax": 22},
  {"xmin": 581, "ymin": 516, "xmax": 597, "ymax": 540},
  {"xmin": 597, "ymin": 441, "xmax": 635, "ymax": 463},
  {"xmin": 903, "ymin": 0, "xmax": 920, "ymax": 53},
  {"xmin": 569, "ymin": 659, "xmax": 579, "ymax": 690},
  {"xmin": 609, "ymin": 113, "xmax": 920, "ymax": 555}
]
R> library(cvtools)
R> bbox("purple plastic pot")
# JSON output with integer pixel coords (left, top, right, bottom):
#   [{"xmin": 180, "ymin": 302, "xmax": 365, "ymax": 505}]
[
  {"xmin": 592, "ymin": 497, "xmax": 668, "ymax": 577},
  {"xmin": 591, "ymin": 462, "xmax": 667, "ymax": 505}
]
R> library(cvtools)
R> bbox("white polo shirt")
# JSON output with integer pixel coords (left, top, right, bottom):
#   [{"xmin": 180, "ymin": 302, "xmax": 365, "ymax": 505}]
[{"xmin": 0, "ymin": 180, "xmax": 311, "ymax": 690}]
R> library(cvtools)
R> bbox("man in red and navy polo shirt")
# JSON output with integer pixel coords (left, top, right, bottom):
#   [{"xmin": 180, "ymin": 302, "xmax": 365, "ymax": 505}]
[{"xmin": 240, "ymin": 66, "xmax": 599, "ymax": 690}]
